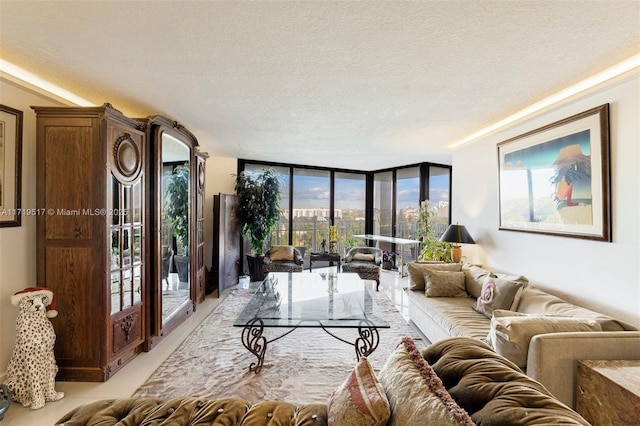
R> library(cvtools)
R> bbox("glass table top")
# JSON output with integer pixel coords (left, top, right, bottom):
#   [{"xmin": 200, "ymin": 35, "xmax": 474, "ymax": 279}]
[{"xmin": 234, "ymin": 272, "xmax": 390, "ymax": 329}]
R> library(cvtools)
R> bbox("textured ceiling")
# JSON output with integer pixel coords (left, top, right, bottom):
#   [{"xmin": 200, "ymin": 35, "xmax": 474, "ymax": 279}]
[{"xmin": 1, "ymin": 1, "xmax": 638, "ymax": 170}]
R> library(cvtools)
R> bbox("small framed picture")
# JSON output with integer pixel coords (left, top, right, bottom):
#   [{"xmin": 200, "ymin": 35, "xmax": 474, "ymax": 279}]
[{"xmin": 0, "ymin": 104, "xmax": 23, "ymax": 228}]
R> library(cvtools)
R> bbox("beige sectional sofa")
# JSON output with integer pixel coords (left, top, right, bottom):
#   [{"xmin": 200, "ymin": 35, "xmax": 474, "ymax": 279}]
[{"xmin": 406, "ymin": 261, "xmax": 640, "ymax": 409}]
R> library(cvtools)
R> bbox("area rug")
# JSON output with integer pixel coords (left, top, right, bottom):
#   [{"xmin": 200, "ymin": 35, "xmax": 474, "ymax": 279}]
[{"xmin": 133, "ymin": 285, "xmax": 423, "ymax": 405}]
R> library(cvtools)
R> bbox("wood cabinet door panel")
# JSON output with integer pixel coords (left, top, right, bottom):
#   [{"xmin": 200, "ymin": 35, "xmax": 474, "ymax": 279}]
[
  {"xmin": 45, "ymin": 246, "xmax": 101, "ymax": 363},
  {"xmin": 43, "ymin": 124, "xmax": 95, "ymax": 239}
]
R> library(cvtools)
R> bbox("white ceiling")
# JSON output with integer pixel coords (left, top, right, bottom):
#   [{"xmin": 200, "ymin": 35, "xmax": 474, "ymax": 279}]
[{"xmin": 1, "ymin": 1, "xmax": 638, "ymax": 170}]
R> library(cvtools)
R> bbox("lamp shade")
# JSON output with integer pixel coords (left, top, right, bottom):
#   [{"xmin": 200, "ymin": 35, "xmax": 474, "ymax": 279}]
[{"xmin": 440, "ymin": 224, "xmax": 475, "ymax": 245}]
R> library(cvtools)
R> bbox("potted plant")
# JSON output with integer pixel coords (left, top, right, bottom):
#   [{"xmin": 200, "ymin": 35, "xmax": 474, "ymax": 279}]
[
  {"xmin": 343, "ymin": 236, "xmax": 357, "ymax": 257},
  {"xmin": 417, "ymin": 200, "xmax": 453, "ymax": 263},
  {"xmin": 382, "ymin": 250, "xmax": 397, "ymax": 270},
  {"xmin": 235, "ymin": 168, "xmax": 281, "ymax": 281},
  {"xmin": 165, "ymin": 164, "xmax": 190, "ymax": 283}
]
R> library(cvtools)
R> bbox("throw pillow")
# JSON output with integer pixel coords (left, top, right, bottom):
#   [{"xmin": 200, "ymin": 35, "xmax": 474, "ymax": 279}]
[
  {"xmin": 408, "ymin": 262, "xmax": 462, "ymax": 291},
  {"xmin": 475, "ymin": 276, "xmax": 524, "ymax": 318},
  {"xmin": 269, "ymin": 245, "xmax": 294, "ymax": 261},
  {"xmin": 327, "ymin": 356, "xmax": 390, "ymax": 426},
  {"xmin": 487, "ymin": 310, "xmax": 602, "ymax": 369},
  {"xmin": 378, "ymin": 336, "xmax": 475, "ymax": 426},
  {"xmin": 423, "ymin": 269, "xmax": 468, "ymax": 297},
  {"xmin": 461, "ymin": 263, "xmax": 495, "ymax": 298},
  {"xmin": 353, "ymin": 253, "xmax": 375, "ymax": 262}
]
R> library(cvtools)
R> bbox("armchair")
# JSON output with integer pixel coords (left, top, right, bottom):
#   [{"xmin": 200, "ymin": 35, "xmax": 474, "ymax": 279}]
[
  {"xmin": 263, "ymin": 245, "xmax": 304, "ymax": 279},
  {"xmin": 342, "ymin": 247, "xmax": 382, "ymax": 291}
]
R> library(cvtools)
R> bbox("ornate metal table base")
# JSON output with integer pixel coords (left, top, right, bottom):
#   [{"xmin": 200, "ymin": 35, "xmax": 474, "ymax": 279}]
[{"xmin": 241, "ymin": 318, "xmax": 380, "ymax": 373}]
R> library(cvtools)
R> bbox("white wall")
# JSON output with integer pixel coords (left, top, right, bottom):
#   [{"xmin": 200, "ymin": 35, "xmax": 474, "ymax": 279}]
[
  {"xmin": 0, "ymin": 78, "xmax": 240, "ymax": 377},
  {"xmin": 0, "ymin": 79, "xmax": 67, "ymax": 376},
  {"xmin": 452, "ymin": 71, "xmax": 640, "ymax": 328}
]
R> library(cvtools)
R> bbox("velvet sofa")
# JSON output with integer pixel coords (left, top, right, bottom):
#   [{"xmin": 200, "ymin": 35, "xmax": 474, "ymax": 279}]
[
  {"xmin": 56, "ymin": 336, "xmax": 589, "ymax": 425},
  {"xmin": 405, "ymin": 261, "xmax": 640, "ymax": 409}
]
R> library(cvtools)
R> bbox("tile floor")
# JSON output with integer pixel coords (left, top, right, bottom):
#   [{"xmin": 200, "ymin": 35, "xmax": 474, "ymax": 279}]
[{"xmin": 2, "ymin": 269, "xmax": 416, "ymax": 425}]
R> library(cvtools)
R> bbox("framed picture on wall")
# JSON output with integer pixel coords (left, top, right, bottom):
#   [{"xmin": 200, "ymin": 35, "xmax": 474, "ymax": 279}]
[
  {"xmin": 0, "ymin": 104, "xmax": 23, "ymax": 228},
  {"xmin": 497, "ymin": 104, "xmax": 611, "ymax": 241}
]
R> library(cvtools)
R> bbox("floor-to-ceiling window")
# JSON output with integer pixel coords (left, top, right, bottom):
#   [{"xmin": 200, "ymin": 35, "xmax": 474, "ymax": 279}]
[
  {"xmin": 238, "ymin": 160, "xmax": 451, "ymax": 270},
  {"xmin": 427, "ymin": 166, "xmax": 451, "ymax": 237},
  {"xmin": 373, "ymin": 171, "xmax": 393, "ymax": 237},
  {"xmin": 334, "ymin": 172, "xmax": 366, "ymax": 252},
  {"xmin": 244, "ymin": 164, "xmax": 291, "ymax": 246},
  {"xmin": 396, "ymin": 167, "xmax": 420, "ymax": 240},
  {"xmin": 292, "ymin": 168, "xmax": 330, "ymax": 254}
]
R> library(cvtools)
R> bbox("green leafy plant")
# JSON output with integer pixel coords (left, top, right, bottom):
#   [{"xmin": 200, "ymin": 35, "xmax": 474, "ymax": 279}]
[
  {"xmin": 234, "ymin": 168, "xmax": 281, "ymax": 256},
  {"xmin": 345, "ymin": 236, "xmax": 357, "ymax": 250},
  {"xmin": 417, "ymin": 200, "xmax": 453, "ymax": 262},
  {"xmin": 165, "ymin": 164, "xmax": 190, "ymax": 254}
]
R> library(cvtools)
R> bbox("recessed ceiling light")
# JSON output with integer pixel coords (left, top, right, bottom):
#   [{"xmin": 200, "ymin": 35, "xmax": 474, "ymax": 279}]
[
  {"xmin": 0, "ymin": 59, "xmax": 94, "ymax": 107},
  {"xmin": 449, "ymin": 53, "xmax": 640, "ymax": 149}
]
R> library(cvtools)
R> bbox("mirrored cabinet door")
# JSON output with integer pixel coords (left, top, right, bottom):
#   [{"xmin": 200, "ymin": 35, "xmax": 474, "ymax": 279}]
[{"xmin": 145, "ymin": 116, "xmax": 201, "ymax": 350}]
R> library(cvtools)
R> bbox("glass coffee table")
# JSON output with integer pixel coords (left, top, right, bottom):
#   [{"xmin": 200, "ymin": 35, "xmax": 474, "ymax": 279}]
[{"xmin": 234, "ymin": 272, "xmax": 390, "ymax": 373}]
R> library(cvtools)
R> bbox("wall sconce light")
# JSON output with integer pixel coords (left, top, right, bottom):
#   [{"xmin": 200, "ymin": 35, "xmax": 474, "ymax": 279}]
[{"xmin": 440, "ymin": 223, "xmax": 475, "ymax": 263}]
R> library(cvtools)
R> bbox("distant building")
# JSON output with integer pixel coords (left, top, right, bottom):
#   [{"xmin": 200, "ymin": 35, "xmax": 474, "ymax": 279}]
[{"xmin": 281, "ymin": 208, "xmax": 343, "ymax": 219}]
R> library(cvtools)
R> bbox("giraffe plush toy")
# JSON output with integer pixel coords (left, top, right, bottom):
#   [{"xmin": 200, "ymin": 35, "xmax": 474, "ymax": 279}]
[{"xmin": 4, "ymin": 287, "xmax": 64, "ymax": 410}]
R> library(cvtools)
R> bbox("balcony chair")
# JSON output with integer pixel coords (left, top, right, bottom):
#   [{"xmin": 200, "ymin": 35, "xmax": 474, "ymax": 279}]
[
  {"xmin": 263, "ymin": 245, "xmax": 304, "ymax": 279},
  {"xmin": 342, "ymin": 247, "xmax": 382, "ymax": 291}
]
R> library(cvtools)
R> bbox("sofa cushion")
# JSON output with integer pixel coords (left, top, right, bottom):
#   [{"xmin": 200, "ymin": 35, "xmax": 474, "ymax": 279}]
[
  {"xmin": 475, "ymin": 276, "xmax": 524, "ymax": 318},
  {"xmin": 461, "ymin": 264, "xmax": 494, "ymax": 298},
  {"xmin": 424, "ymin": 269, "xmax": 468, "ymax": 298},
  {"xmin": 327, "ymin": 356, "xmax": 390, "ymax": 426},
  {"xmin": 487, "ymin": 310, "xmax": 602, "ymax": 369},
  {"xmin": 407, "ymin": 292, "xmax": 490, "ymax": 340},
  {"xmin": 422, "ymin": 337, "xmax": 590, "ymax": 425},
  {"xmin": 516, "ymin": 286, "xmax": 636, "ymax": 331},
  {"xmin": 353, "ymin": 252, "xmax": 376, "ymax": 262},
  {"xmin": 55, "ymin": 396, "xmax": 328, "ymax": 425},
  {"xmin": 269, "ymin": 245, "xmax": 294, "ymax": 261},
  {"xmin": 378, "ymin": 337, "xmax": 475, "ymax": 426},
  {"xmin": 408, "ymin": 262, "xmax": 462, "ymax": 290},
  {"xmin": 56, "ymin": 397, "xmax": 252, "ymax": 425}
]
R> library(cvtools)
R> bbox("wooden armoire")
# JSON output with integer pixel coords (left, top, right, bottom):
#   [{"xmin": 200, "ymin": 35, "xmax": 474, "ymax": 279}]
[
  {"xmin": 33, "ymin": 104, "xmax": 147, "ymax": 381},
  {"xmin": 33, "ymin": 104, "xmax": 208, "ymax": 381}
]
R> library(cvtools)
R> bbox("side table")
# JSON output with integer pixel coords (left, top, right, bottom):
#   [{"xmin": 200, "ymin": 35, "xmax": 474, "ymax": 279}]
[
  {"xmin": 309, "ymin": 252, "xmax": 341, "ymax": 272},
  {"xmin": 576, "ymin": 359, "xmax": 640, "ymax": 425}
]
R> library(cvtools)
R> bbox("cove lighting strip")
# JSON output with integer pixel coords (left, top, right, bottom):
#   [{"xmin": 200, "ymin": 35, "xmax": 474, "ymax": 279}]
[
  {"xmin": 449, "ymin": 53, "xmax": 640, "ymax": 149},
  {"xmin": 0, "ymin": 59, "xmax": 94, "ymax": 107}
]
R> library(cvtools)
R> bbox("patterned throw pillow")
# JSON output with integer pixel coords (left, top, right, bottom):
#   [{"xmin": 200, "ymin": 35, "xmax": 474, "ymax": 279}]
[
  {"xmin": 487, "ymin": 310, "xmax": 602, "ymax": 368},
  {"xmin": 269, "ymin": 245, "xmax": 294, "ymax": 261},
  {"xmin": 378, "ymin": 337, "xmax": 475, "ymax": 426},
  {"xmin": 423, "ymin": 269, "xmax": 468, "ymax": 297},
  {"xmin": 408, "ymin": 262, "xmax": 462, "ymax": 291},
  {"xmin": 475, "ymin": 276, "xmax": 524, "ymax": 318},
  {"xmin": 327, "ymin": 357, "xmax": 391, "ymax": 426}
]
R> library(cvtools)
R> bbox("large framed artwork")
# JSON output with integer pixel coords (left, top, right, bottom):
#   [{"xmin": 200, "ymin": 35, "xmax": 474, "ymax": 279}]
[
  {"xmin": 497, "ymin": 104, "xmax": 610, "ymax": 241},
  {"xmin": 0, "ymin": 105, "xmax": 23, "ymax": 228}
]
